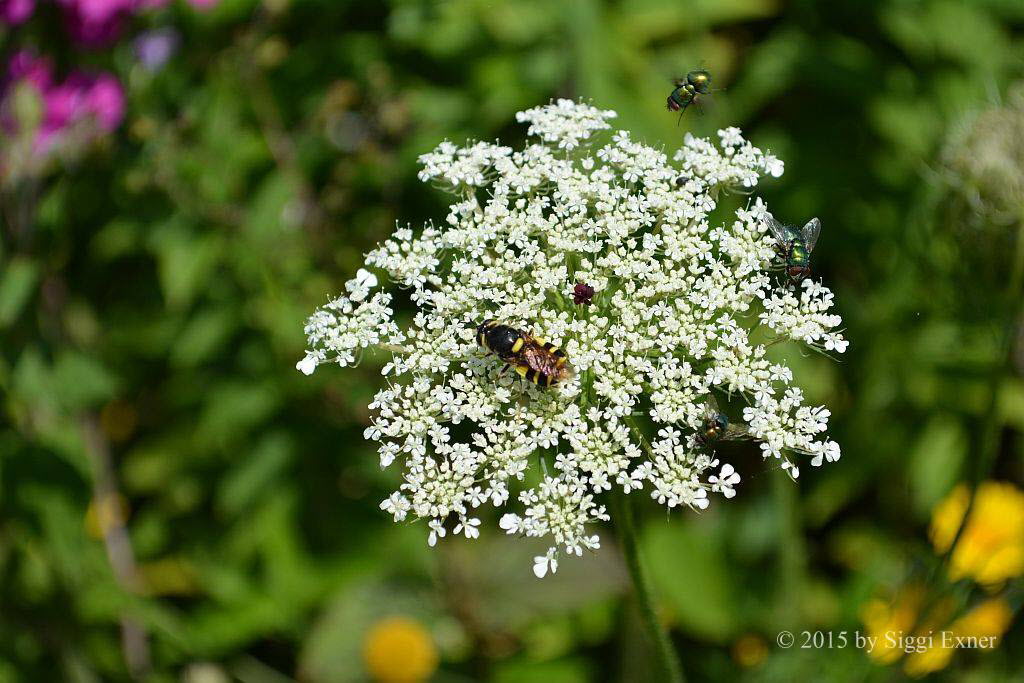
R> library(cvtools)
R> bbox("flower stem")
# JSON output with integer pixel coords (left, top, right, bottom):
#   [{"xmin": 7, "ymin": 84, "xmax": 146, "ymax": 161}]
[
  {"xmin": 772, "ymin": 467, "xmax": 807, "ymax": 626},
  {"xmin": 939, "ymin": 214, "xmax": 1024, "ymax": 571},
  {"xmin": 611, "ymin": 492, "xmax": 685, "ymax": 683}
]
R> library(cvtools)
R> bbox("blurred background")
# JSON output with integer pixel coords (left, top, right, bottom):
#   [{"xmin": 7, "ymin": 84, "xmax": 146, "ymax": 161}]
[{"xmin": 2, "ymin": 0, "xmax": 1024, "ymax": 681}]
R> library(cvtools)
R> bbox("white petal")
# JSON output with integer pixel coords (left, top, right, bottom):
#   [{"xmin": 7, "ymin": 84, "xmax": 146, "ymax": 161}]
[
  {"xmin": 295, "ymin": 355, "xmax": 317, "ymax": 376},
  {"xmin": 356, "ymin": 268, "xmax": 378, "ymax": 288}
]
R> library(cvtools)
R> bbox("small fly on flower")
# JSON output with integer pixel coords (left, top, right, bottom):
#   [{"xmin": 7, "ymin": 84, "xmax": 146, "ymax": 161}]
[
  {"xmin": 476, "ymin": 319, "xmax": 571, "ymax": 387},
  {"xmin": 764, "ymin": 216, "xmax": 822, "ymax": 282},
  {"xmin": 667, "ymin": 68, "xmax": 713, "ymax": 123},
  {"xmin": 696, "ymin": 397, "xmax": 751, "ymax": 447}
]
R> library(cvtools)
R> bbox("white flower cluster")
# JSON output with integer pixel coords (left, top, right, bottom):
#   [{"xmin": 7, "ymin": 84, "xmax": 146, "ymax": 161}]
[
  {"xmin": 516, "ymin": 98, "xmax": 616, "ymax": 150},
  {"xmin": 300, "ymin": 100, "xmax": 847, "ymax": 577}
]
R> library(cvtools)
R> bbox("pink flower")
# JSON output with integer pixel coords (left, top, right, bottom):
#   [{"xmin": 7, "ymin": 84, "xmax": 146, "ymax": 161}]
[
  {"xmin": 57, "ymin": 0, "xmax": 134, "ymax": 46},
  {"xmin": 36, "ymin": 74, "xmax": 87, "ymax": 149},
  {"xmin": 56, "ymin": 0, "xmax": 181, "ymax": 45},
  {"xmin": 3, "ymin": 51, "xmax": 125, "ymax": 154},
  {"xmin": 7, "ymin": 50, "xmax": 52, "ymax": 91},
  {"xmin": 0, "ymin": 0, "xmax": 35, "ymax": 24},
  {"xmin": 37, "ymin": 71, "xmax": 124, "ymax": 148},
  {"xmin": 83, "ymin": 73, "xmax": 124, "ymax": 131}
]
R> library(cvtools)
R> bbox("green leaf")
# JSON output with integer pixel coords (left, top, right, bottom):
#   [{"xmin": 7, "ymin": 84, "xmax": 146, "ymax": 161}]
[
  {"xmin": 246, "ymin": 171, "xmax": 300, "ymax": 242},
  {"xmin": 122, "ymin": 435, "xmax": 189, "ymax": 494},
  {"xmin": 907, "ymin": 414, "xmax": 967, "ymax": 517},
  {"xmin": 493, "ymin": 657, "xmax": 592, "ymax": 683},
  {"xmin": 91, "ymin": 220, "xmax": 141, "ymax": 261},
  {"xmin": 10, "ymin": 82, "xmax": 43, "ymax": 133},
  {"xmin": 217, "ymin": 431, "xmax": 293, "ymax": 516},
  {"xmin": 196, "ymin": 381, "xmax": 280, "ymax": 448},
  {"xmin": 433, "ymin": 535, "xmax": 627, "ymax": 634},
  {"xmin": 643, "ymin": 517, "xmax": 739, "ymax": 641},
  {"xmin": 53, "ymin": 352, "xmax": 118, "ymax": 412},
  {"xmin": 0, "ymin": 256, "xmax": 39, "ymax": 328},
  {"xmin": 148, "ymin": 219, "xmax": 223, "ymax": 310},
  {"xmin": 998, "ymin": 379, "xmax": 1024, "ymax": 431},
  {"xmin": 170, "ymin": 307, "xmax": 238, "ymax": 367}
]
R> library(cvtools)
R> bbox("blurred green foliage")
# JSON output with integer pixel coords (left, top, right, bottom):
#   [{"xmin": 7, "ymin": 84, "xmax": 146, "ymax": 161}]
[{"xmin": 2, "ymin": 0, "xmax": 1024, "ymax": 681}]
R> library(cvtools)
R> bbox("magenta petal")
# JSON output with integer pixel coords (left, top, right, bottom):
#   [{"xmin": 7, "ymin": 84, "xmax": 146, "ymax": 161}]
[
  {"xmin": 59, "ymin": 0, "xmax": 135, "ymax": 46},
  {"xmin": 85, "ymin": 73, "xmax": 125, "ymax": 130},
  {"xmin": 0, "ymin": 0, "xmax": 35, "ymax": 25},
  {"xmin": 42, "ymin": 81, "xmax": 86, "ymax": 132},
  {"xmin": 7, "ymin": 50, "xmax": 52, "ymax": 91},
  {"xmin": 68, "ymin": 0, "xmax": 134, "ymax": 23}
]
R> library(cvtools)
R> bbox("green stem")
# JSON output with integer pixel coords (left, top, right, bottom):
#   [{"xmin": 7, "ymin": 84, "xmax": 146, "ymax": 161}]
[
  {"xmin": 611, "ymin": 493, "xmax": 685, "ymax": 683},
  {"xmin": 939, "ymin": 215, "xmax": 1024, "ymax": 572},
  {"xmin": 773, "ymin": 467, "xmax": 807, "ymax": 626}
]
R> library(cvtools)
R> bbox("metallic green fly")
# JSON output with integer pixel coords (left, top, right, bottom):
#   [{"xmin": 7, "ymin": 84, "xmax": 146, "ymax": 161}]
[
  {"xmin": 695, "ymin": 396, "xmax": 751, "ymax": 447},
  {"xmin": 667, "ymin": 69, "xmax": 712, "ymax": 122},
  {"xmin": 765, "ymin": 216, "xmax": 821, "ymax": 282}
]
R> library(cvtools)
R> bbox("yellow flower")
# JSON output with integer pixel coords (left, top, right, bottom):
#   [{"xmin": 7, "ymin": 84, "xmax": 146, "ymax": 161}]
[
  {"xmin": 930, "ymin": 482, "xmax": 1024, "ymax": 586},
  {"xmin": 903, "ymin": 642, "xmax": 954, "ymax": 678},
  {"xmin": 860, "ymin": 585, "xmax": 926, "ymax": 664},
  {"xmin": 904, "ymin": 599, "xmax": 1014, "ymax": 678},
  {"xmin": 731, "ymin": 633, "xmax": 768, "ymax": 668},
  {"xmin": 363, "ymin": 616, "xmax": 438, "ymax": 683},
  {"xmin": 952, "ymin": 598, "xmax": 1013, "ymax": 639}
]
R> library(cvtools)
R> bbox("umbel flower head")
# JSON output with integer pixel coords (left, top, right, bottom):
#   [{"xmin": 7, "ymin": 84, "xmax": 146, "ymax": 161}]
[{"xmin": 299, "ymin": 100, "xmax": 846, "ymax": 577}]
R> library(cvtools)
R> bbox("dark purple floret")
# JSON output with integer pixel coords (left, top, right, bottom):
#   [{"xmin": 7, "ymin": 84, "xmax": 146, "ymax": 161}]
[{"xmin": 573, "ymin": 282, "xmax": 595, "ymax": 306}]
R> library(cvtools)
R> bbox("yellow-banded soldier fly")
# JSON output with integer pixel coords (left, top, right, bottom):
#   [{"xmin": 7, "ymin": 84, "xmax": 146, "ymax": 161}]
[{"xmin": 476, "ymin": 319, "xmax": 570, "ymax": 388}]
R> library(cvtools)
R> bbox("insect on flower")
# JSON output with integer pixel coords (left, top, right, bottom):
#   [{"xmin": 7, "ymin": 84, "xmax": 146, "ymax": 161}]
[
  {"xmin": 696, "ymin": 397, "xmax": 750, "ymax": 447},
  {"xmin": 765, "ymin": 216, "xmax": 822, "ymax": 282},
  {"xmin": 476, "ymin": 319, "xmax": 570, "ymax": 387}
]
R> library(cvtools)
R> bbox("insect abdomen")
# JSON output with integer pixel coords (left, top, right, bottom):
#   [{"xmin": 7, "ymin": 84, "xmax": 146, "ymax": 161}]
[
  {"xmin": 519, "ymin": 341, "xmax": 568, "ymax": 387},
  {"xmin": 669, "ymin": 87, "xmax": 694, "ymax": 109},
  {"xmin": 788, "ymin": 242, "xmax": 809, "ymax": 266},
  {"xmin": 543, "ymin": 342, "xmax": 568, "ymax": 366},
  {"xmin": 514, "ymin": 364, "xmax": 561, "ymax": 387}
]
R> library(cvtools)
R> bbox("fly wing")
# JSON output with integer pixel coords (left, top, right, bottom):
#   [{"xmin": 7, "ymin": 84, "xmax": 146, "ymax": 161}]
[
  {"xmin": 801, "ymin": 217, "xmax": 822, "ymax": 253},
  {"xmin": 721, "ymin": 424, "xmax": 751, "ymax": 441},
  {"xmin": 764, "ymin": 216, "xmax": 789, "ymax": 245},
  {"xmin": 700, "ymin": 394, "xmax": 721, "ymax": 419},
  {"xmin": 522, "ymin": 343, "xmax": 559, "ymax": 376},
  {"xmin": 693, "ymin": 92, "xmax": 717, "ymax": 117}
]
